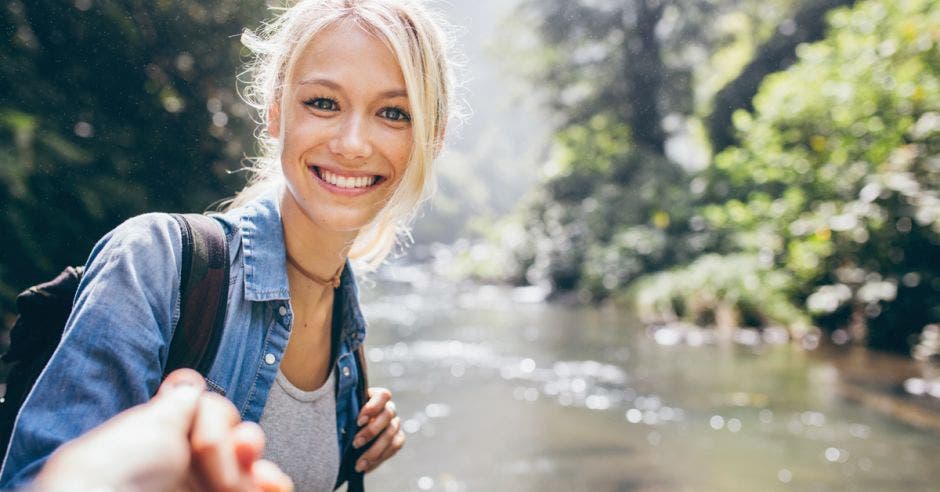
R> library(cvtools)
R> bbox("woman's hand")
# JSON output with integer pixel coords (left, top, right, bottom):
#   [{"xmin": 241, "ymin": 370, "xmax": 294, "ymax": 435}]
[{"xmin": 352, "ymin": 387, "xmax": 405, "ymax": 473}]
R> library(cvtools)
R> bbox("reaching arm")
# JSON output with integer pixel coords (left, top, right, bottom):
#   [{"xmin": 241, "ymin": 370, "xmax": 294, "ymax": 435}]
[{"xmin": 0, "ymin": 214, "xmax": 187, "ymax": 487}]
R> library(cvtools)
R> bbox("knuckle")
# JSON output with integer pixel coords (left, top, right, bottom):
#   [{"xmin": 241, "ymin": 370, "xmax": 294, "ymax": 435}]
[
  {"xmin": 374, "ymin": 387, "xmax": 392, "ymax": 399},
  {"xmin": 190, "ymin": 442, "xmax": 218, "ymax": 464},
  {"xmin": 364, "ymin": 448, "xmax": 382, "ymax": 461}
]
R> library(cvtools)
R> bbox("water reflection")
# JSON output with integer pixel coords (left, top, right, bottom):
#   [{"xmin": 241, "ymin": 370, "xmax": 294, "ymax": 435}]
[{"xmin": 361, "ymin": 266, "xmax": 940, "ymax": 491}]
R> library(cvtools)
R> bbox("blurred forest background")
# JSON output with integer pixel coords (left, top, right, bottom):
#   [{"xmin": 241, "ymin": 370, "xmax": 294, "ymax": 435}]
[
  {"xmin": 1, "ymin": 0, "xmax": 939, "ymax": 361},
  {"xmin": 461, "ymin": 0, "xmax": 940, "ymax": 359}
]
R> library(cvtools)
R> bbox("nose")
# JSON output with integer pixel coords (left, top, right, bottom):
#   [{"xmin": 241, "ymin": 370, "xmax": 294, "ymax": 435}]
[{"xmin": 329, "ymin": 114, "xmax": 373, "ymax": 163}]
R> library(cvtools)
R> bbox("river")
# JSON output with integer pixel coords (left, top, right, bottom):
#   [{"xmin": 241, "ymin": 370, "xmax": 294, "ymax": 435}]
[{"xmin": 360, "ymin": 264, "xmax": 940, "ymax": 492}]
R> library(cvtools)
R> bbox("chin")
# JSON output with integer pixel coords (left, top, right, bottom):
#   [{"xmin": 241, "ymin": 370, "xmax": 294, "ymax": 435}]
[{"xmin": 308, "ymin": 205, "xmax": 382, "ymax": 234}]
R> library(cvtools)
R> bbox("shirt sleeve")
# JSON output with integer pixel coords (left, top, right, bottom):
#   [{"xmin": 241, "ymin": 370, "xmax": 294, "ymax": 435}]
[{"xmin": 0, "ymin": 213, "xmax": 184, "ymax": 488}]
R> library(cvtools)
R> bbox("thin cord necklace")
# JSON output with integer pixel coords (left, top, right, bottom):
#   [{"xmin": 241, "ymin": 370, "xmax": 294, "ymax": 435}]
[{"xmin": 285, "ymin": 251, "xmax": 343, "ymax": 289}]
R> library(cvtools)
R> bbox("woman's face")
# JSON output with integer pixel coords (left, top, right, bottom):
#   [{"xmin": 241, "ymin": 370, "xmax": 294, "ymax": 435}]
[{"xmin": 273, "ymin": 20, "xmax": 412, "ymax": 234}]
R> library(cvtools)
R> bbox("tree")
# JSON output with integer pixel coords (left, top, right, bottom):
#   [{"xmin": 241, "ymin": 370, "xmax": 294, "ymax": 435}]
[
  {"xmin": 506, "ymin": 0, "xmax": 813, "ymax": 297},
  {"xmin": 517, "ymin": 0, "xmax": 734, "ymax": 154},
  {"xmin": 0, "ymin": 0, "xmax": 266, "ymax": 313},
  {"xmin": 706, "ymin": 0, "xmax": 858, "ymax": 153},
  {"xmin": 705, "ymin": 0, "xmax": 940, "ymax": 350}
]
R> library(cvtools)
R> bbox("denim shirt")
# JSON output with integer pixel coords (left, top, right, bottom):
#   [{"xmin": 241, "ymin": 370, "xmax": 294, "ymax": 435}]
[{"xmin": 0, "ymin": 190, "xmax": 367, "ymax": 488}]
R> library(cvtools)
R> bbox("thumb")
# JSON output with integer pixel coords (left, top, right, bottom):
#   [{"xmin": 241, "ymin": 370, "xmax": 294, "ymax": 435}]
[
  {"xmin": 147, "ymin": 368, "xmax": 208, "ymax": 429},
  {"xmin": 146, "ymin": 382, "xmax": 205, "ymax": 432}
]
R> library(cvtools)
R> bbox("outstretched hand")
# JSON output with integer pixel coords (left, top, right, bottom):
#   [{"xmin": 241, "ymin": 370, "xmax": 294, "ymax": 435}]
[{"xmin": 34, "ymin": 369, "xmax": 293, "ymax": 492}]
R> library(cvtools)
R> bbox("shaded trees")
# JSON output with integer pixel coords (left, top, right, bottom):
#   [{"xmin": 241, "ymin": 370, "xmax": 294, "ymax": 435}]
[
  {"xmin": 706, "ymin": 0, "xmax": 858, "ymax": 153},
  {"xmin": 518, "ymin": 0, "xmax": 728, "ymax": 154},
  {"xmin": 0, "ymin": 0, "xmax": 266, "ymax": 312},
  {"xmin": 702, "ymin": 0, "xmax": 940, "ymax": 350},
  {"xmin": 506, "ymin": 0, "xmax": 940, "ymax": 352}
]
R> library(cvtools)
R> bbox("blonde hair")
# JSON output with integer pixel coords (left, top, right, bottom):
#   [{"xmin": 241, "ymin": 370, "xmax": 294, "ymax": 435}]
[{"xmin": 231, "ymin": 0, "xmax": 455, "ymax": 270}]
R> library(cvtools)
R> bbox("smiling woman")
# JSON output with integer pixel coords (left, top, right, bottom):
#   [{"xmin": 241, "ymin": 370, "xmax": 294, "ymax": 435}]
[
  {"xmin": 0, "ymin": 1, "xmax": 457, "ymax": 491},
  {"xmin": 235, "ymin": 0, "xmax": 454, "ymax": 269},
  {"xmin": 273, "ymin": 20, "xmax": 415, "ymax": 240}
]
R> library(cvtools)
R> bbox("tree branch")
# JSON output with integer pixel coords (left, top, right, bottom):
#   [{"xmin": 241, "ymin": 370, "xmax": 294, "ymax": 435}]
[{"xmin": 706, "ymin": 0, "xmax": 858, "ymax": 153}]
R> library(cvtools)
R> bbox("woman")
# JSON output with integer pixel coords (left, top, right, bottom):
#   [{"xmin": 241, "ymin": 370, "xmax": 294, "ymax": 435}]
[{"xmin": 0, "ymin": 0, "xmax": 454, "ymax": 490}]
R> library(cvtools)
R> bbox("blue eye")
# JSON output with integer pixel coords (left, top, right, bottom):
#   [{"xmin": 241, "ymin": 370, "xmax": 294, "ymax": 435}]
[
  {"xmin": 304, "ymin": 97, "xmax": 338, "ymax": 111},
  {"xmin": 380, "ymin": 107, "xmax": 411, "ymax": 122}
]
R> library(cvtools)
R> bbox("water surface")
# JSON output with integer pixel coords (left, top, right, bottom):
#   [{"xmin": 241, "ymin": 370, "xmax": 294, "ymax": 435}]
[{"xmin": 360, "ymin": 265, "xmax": 940, "ymax": 491}]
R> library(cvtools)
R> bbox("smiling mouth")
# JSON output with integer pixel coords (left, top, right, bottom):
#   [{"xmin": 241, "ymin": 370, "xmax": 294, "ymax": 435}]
[{"xmin": 312, "ymin": 166, "xmax": 384, "ymax": 190}]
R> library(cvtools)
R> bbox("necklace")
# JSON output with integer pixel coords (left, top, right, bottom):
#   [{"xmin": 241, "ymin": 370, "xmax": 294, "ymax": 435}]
[{"xmin": 286, "ymin": 251, "xmax": 343, "ymax": 289}]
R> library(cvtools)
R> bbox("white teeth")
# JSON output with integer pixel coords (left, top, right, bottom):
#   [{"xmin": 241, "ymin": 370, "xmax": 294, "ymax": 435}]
[{"xmin": 319, "ymin": 169, "xmax": 376, "ymax": 189}]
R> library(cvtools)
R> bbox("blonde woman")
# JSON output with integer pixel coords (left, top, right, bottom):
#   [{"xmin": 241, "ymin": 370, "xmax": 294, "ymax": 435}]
[{"xmin": 0, "ymin": 0, "xmax": 454, "ymax": 490}]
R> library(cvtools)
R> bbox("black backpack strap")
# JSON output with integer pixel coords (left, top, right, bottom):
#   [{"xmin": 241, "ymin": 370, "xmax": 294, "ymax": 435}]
[
  {"xmin": 165, "ymin": 214, "xmax": 229, "ymax": 376},
  {"xmin": 335, "ymin": 344, "xmax": 370, "ymax": 491},
  {"xmin": 348, "ymin": 344, "xmax": 370, "ymax": 491}
]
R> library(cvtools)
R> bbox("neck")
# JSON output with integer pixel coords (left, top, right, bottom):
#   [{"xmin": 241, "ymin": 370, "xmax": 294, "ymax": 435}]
[{"xmin": 279, "ymin": 190, "xmax": 355, "ymax": 287}]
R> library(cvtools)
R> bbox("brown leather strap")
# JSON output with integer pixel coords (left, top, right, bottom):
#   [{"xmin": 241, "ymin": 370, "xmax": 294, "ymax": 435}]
[{"xmin": 165, "ymin": 214, "xmax": 229, "ymax": 376}]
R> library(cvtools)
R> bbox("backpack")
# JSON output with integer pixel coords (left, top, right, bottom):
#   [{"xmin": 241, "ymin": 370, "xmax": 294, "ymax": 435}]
[{"xmin": 0, "ymin": 213, "xmax": 230, "ymax": 454}]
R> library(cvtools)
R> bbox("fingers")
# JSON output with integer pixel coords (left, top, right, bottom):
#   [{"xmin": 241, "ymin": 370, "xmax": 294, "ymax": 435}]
[
  {"xmin": 356, "ymin": 417, "xmax": 405, "ymax": 473},
  {"xmin": 159, "ymin": 368, "xmax": 207, "ymax": 394},
  {"xmin": 353, "ymin": 399, "xmax": 396, "ymax": 448},
  {"xmin": 190, "ymin": 392, "xmax": 243, "ymax": 490},
  {"xmin": 231, "ymin": 421, "xmax": 266, "ymax": 472},
  {"xmin": 356, "ymin": 387, "xmax": 392, "ymax": 426},
  {"xmin": 148, "ymin": 369, "xmax": 207, "ymax": 431},
  {"xmin": 251, "ymin": 460, "xmax": 295, "ymax": 492}
]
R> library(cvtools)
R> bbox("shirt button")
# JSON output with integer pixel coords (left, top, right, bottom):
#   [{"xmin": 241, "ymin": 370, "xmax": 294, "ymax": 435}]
[
  {"xmin": 264, "ymin": 353, "xmax": 276, "ymax": 365},
  {"xmin": 342, "ymin": 366, "xmax": 351, "ymax": 378},
  {"xmin": 278, "ymin": 305, "xmax": 288, "ymax": 316}
]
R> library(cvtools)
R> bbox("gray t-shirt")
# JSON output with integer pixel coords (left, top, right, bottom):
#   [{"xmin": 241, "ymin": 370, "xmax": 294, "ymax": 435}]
[{"xmin": 259, "ymin": 369, "xmax": 339, "ymax": 492}]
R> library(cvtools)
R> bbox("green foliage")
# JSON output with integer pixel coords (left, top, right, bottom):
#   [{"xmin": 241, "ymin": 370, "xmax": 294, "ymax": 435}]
[
  {"xmin": 704, "ymin": 0, "xmax": 940, "ymax": 350},
  {"xmin": 508, "ymin": 0, "xmax": 939, "ymax": 353},
  {"xmin": 516, "ymin": 0, "xmax": 735, "ymax": 152},
  {"xmin": 0, "ymin": 0, "xmax": 266, "ymax": 312},
  {"xmin": 513, "ymin": 119, "xmax": 707, "ymax": 298},
  {"xmin": 630, "ymin": 254, "xmax": 810, "ymax": 333}
]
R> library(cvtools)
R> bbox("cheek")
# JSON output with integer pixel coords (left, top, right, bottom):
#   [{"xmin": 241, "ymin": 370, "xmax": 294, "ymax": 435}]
[
  {"xmin": 281, "ymin": 111, "xmax": 330, "ymax": 151},
  {"xmin": 384, "ymin": 131, "xmax": 413, "ymax": 173}
]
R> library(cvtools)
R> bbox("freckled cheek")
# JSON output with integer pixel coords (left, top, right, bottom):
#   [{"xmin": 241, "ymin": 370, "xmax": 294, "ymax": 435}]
[
  {"xmin": 282, "ymin": 120, "xmax": 334, "ymax": 158},
  {"xmin": 383, "ymin": 133, "xmax": 413, "ymax": 178}
]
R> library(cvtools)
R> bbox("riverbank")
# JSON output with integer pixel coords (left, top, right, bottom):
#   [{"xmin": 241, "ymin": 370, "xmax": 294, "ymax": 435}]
[
  {"xmin": 816, "ymin": 344, "xmax": 940, "ymax": 434},
  {"xmin": 642, "ymin": 318, "xmax": 940, "ymax": 435}
]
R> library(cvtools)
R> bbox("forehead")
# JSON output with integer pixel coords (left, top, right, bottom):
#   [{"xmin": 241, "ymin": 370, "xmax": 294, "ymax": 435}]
[{"xmin": 289, "ymin": 20, "xmax": 406, "ymax": 92}]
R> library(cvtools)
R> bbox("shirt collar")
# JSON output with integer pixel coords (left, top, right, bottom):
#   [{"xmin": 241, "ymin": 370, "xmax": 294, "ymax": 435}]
[
  {"xmin": 234, "ymin": 188, "xmax": 291, "ymax": 302},
  {"xmin": 227, "ymin": 187, "xmax": 367, "ymax": 346}
]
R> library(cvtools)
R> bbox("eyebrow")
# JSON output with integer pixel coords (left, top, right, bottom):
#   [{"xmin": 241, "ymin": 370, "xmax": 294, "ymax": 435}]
[{"xmin": 298, "ymin": 78, "xmax": 408, "ymax": 99}]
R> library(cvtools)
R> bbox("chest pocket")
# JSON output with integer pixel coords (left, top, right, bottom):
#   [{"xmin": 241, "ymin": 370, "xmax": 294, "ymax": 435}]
[{"xmin": 334, "ymin": 351, "xmax": 359, "ymax": 402}]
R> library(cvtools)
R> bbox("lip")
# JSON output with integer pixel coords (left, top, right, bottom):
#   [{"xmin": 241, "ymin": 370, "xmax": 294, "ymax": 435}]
[{"xmin": 308, "ymin": 165, "xmax": 386, "ymax": 197}]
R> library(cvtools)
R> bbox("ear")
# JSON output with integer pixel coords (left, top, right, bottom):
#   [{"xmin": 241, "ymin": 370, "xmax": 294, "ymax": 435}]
[
  {"xmin": 267, "ymin": 102, "xmax": 281, "ymax": 139},
  {"xmin": 432, "ymin": 122, "xmax": 447, "ymax": 158}
]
